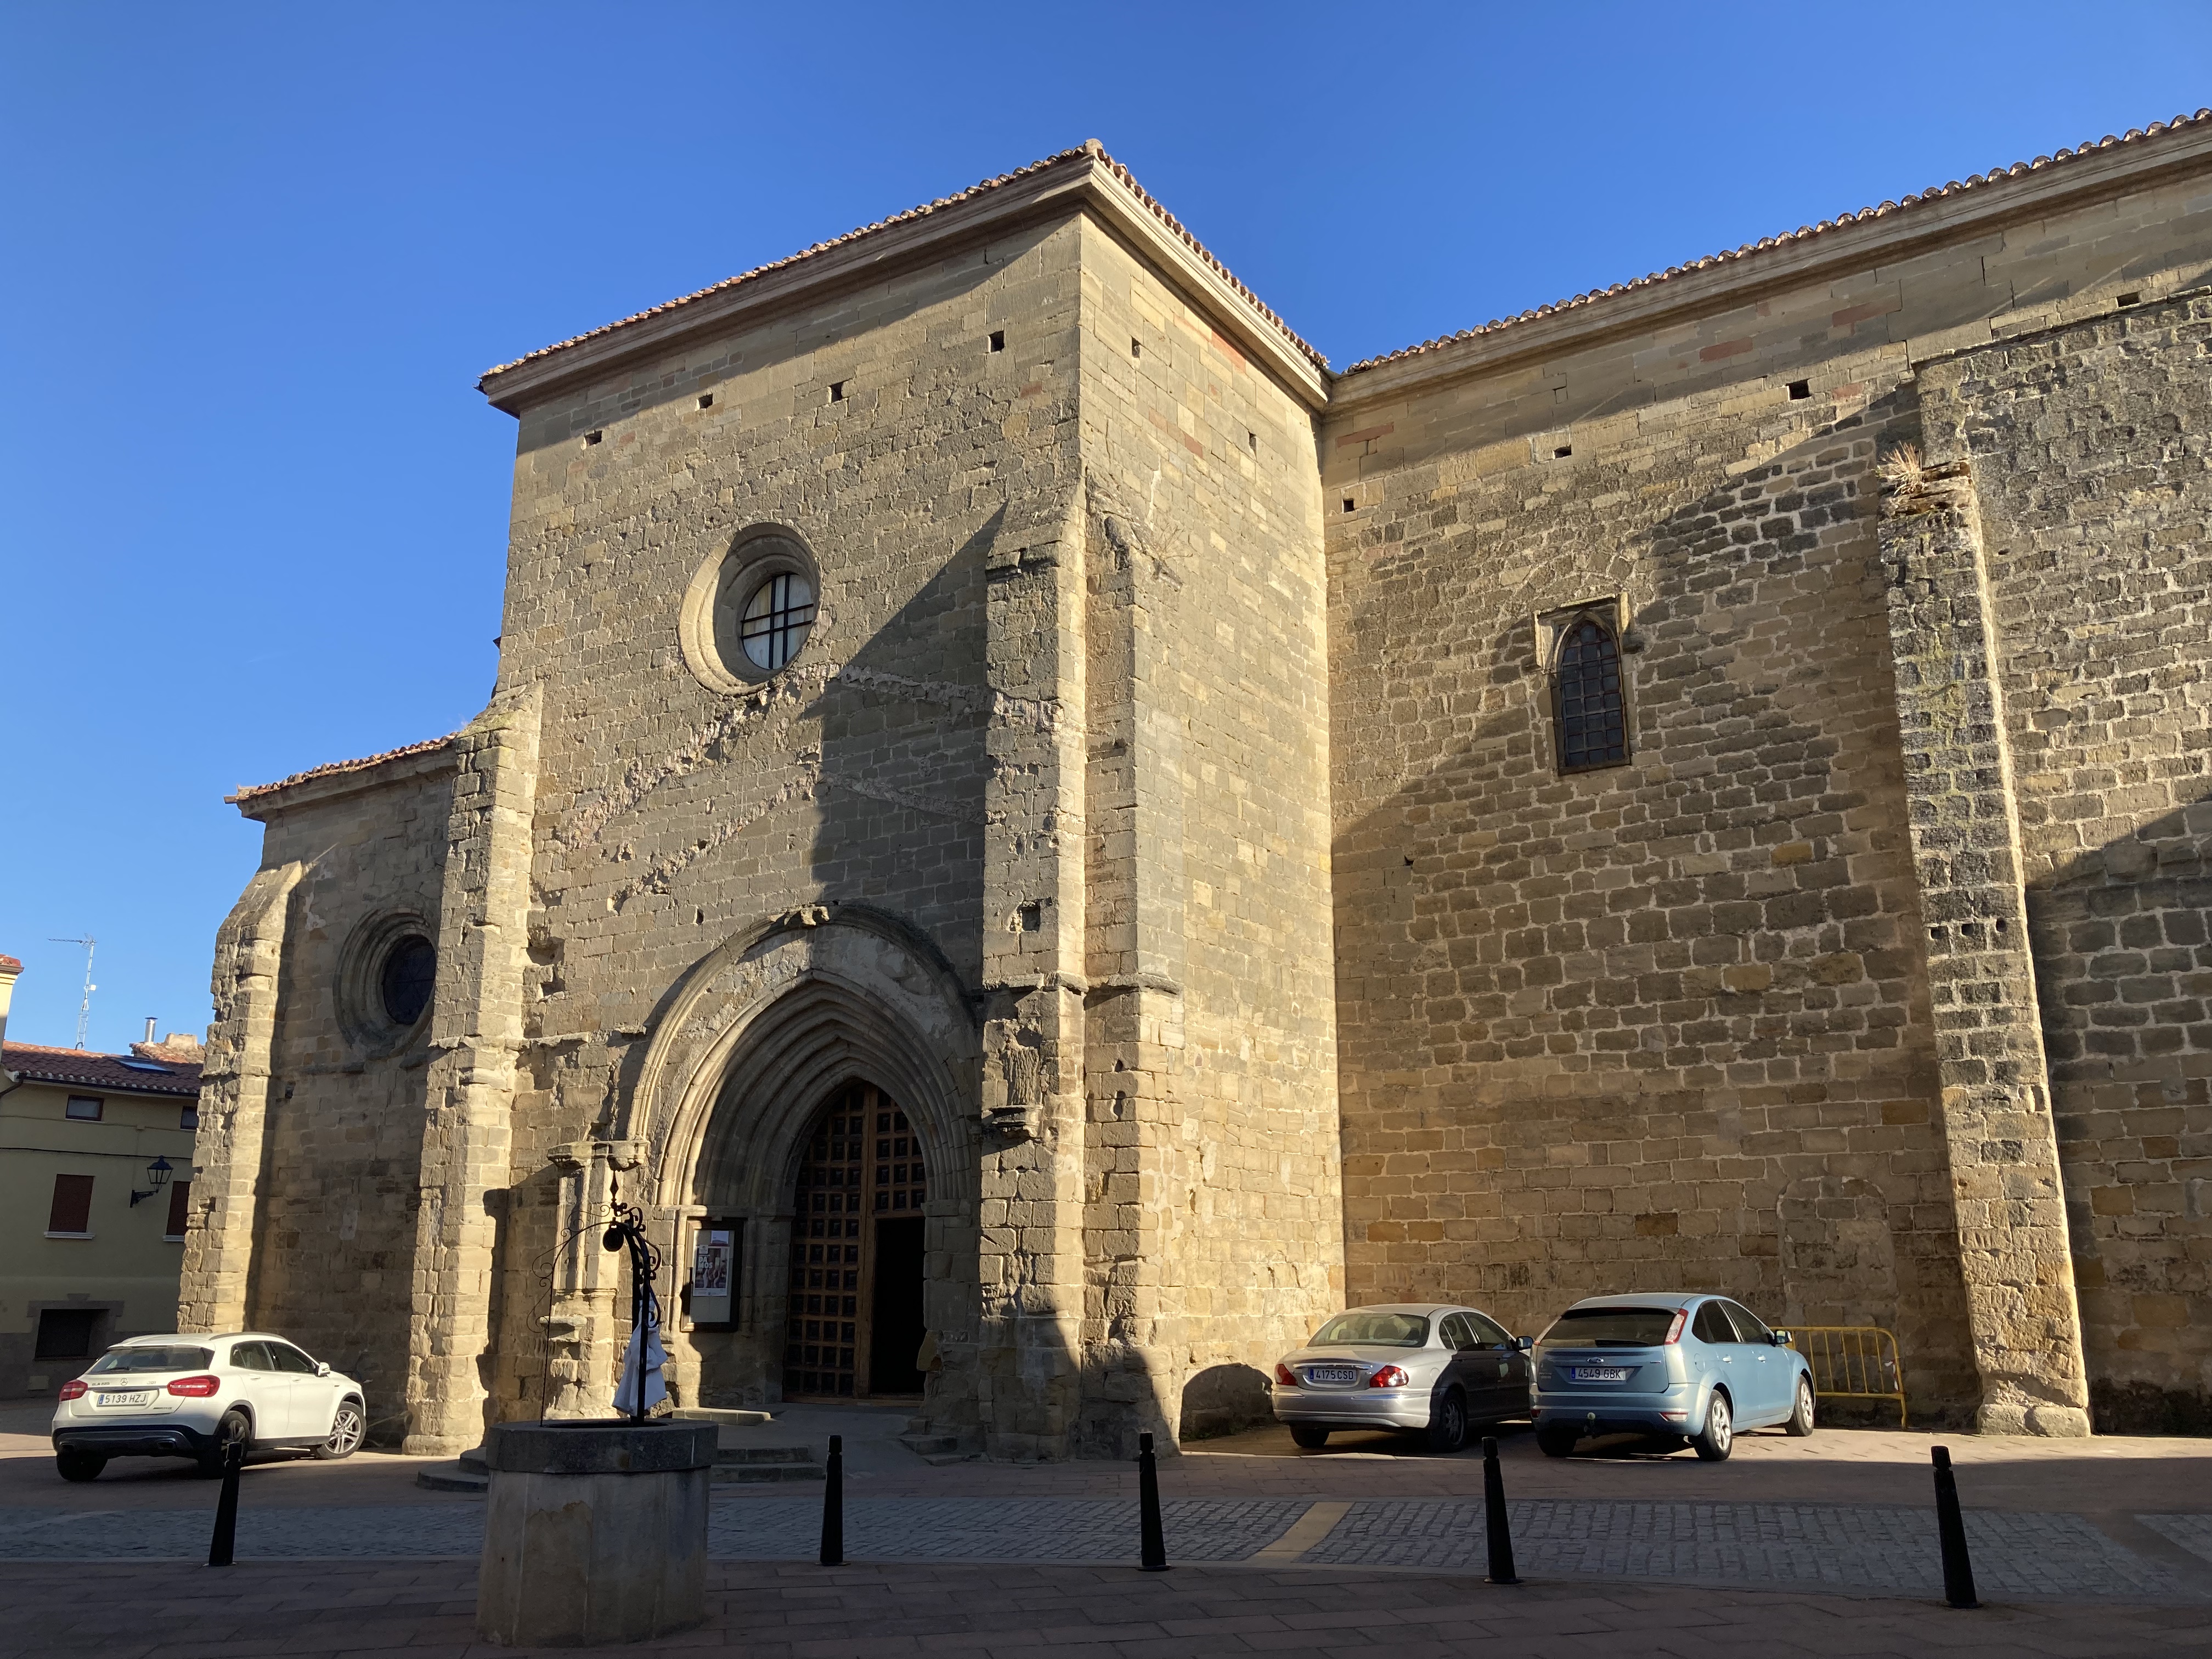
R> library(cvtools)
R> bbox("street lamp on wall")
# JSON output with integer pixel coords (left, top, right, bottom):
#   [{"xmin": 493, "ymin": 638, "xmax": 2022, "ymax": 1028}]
[{"xmin": 129, "ymin": 1156, "xmax": 174, "ymax": 1207}]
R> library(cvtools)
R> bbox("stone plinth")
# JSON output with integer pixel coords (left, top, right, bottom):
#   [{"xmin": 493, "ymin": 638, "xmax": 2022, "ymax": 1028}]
[{"xmin": 477, "ymin": 1419, "xmax": 714, "ymax": 1647}]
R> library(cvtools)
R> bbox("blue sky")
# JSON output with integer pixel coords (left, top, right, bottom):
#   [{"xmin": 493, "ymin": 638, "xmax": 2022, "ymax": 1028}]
[{"xmin": 3, "ymin": 2, "xmax": 2207, "ymax": 1051}]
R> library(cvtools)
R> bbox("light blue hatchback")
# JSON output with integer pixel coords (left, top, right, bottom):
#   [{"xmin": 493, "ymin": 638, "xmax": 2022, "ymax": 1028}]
[{"xmin": 1530, "ymin": 1292, "xmax": 1815, "ymax": 1461}]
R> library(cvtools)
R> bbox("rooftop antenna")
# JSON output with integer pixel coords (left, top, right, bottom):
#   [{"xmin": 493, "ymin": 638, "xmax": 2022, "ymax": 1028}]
[{"xmin": 48, "ymin": 936, "xmax": 95, "ymax": 1049}]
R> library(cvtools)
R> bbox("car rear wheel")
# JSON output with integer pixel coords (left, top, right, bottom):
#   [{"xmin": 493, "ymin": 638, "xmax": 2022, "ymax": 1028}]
[
  {"xmin": 1690, "ymin": 1391, "xmax": 1733, "ymax": 1461},
  {"xmin": 314, "ymin": 1398, "xmax": 366, "ymax": 1460},
  {"xmin": 1785, "ymin": 1377, "xmax": 1815, "ymax": 1437},
  {"xmin": 55, "ymin": 1449, "xmax": 105, "ymax": 1483},
  {"xmin": 1424, "ymin": 1389, "xmax": 1468, "ymax": 1455},
  {"xmin": 196, "ymin": 1409, "xmax": 251, "ymax": 1477},
  {"xmin": 1289, "ymin": 1424, "xmax": 1330, "ymax": 1450},
  {"xmin": 1536, "ymin": 1425, "xmax": 1579, "ymax": 1458}
]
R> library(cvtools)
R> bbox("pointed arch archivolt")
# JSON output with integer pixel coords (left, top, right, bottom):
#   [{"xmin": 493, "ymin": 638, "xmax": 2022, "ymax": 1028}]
[{"xmin": 623, "ymin": 905, "xmax": 981, "ymax": 1215}]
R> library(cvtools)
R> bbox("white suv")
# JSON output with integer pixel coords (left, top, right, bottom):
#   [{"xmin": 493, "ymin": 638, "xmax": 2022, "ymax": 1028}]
[{"xmin": 50, "ymin": 1332, "xmax": 366, "ymax": 1481}]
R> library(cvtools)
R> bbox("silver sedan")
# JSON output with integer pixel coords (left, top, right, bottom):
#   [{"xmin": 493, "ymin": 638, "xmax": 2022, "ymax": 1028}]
[{"xmin": 1271, "ymin": 1302, "xmax": 1533, "ymax": 1453}]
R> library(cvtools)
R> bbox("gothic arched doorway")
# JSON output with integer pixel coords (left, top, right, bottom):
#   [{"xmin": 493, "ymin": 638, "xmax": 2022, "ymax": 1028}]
[{"xmin": 785, "ymin": 1081, "xmax": 929, "ymax": 1399}]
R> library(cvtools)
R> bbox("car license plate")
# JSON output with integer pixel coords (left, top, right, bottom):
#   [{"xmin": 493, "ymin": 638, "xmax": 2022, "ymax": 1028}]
[
  {"xmin": 1571, "ymin": 1365, "xmax": 1630, "ymax": 1383},
  {"xmin": 98, "ymin": 1390, "xmax": 155, "ymax": 1408},
  {"xmin": 1306, "ymin": 1365, "xmax": 1360, "ymax": 1385}
]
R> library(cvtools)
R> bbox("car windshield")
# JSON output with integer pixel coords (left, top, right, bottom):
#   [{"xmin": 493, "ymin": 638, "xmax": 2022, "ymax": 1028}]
[
  {"xmin": 87, "ymin": 1346, "xmax": 213, "ymax": 1374},
  {"xmin": 1539, "ymin": 1307, "xmax": 1677, "ymax": 1348},
  {"xmin": 1310, "ymin": 1312, "xmax": 1429, "ymax": 1347}
]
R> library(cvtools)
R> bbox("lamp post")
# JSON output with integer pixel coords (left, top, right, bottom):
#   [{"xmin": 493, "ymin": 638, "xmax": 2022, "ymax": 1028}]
[{"xmin": 129, "ymin": 1155, "xmax": 174, "ymax": 1208}]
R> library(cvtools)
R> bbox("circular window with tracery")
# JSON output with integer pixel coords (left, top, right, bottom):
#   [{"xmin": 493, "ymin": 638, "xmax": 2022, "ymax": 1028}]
[
  {"xmin": 738, "ymin": 571, "xmax": 816, "ymax": 670},
  {"xmin": 679, "ymin": 526, "xmax": 823, "ymax": 692},
  {"xmin": 336, "ymin": 911, "xmax": 437, "ymax": 1056},
  {"xmin": 379, "ymin": 936, "xmax": 436, "ymax": 1026}
]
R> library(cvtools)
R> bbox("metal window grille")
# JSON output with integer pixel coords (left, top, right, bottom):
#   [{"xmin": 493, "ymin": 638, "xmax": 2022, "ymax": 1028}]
[
  {"xmin": 740, "ymin": 572, "xmax": 816, "ymax": 670},
  {"xmin": 1555, "ymin": 615, "xmax": 1628, "ymax": 771}
]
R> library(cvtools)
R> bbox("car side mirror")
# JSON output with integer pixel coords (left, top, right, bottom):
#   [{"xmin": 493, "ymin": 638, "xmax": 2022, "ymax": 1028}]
[
  {"xmin": 1515, "ymin": 1336, "xmax": 1533, "ymax": 1351},
  {"xmin": 315, "ymin": 1361, "xmax": 331, "ymax": 1376},
  {"xmin": 1770, "ymin": 1331, "xmax": 1790, "ymax": 1347}
]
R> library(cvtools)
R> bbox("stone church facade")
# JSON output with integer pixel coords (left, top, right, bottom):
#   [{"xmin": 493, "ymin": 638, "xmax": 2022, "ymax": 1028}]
[{"xmin": 182, "ymin": 116, "xmax": 2212, "ymax": 1457}]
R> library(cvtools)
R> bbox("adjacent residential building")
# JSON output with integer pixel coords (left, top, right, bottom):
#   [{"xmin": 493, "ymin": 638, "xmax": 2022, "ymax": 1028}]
[{"xmin": 0, "ymin": 955, "xmax": 204, "ymax": 1395}]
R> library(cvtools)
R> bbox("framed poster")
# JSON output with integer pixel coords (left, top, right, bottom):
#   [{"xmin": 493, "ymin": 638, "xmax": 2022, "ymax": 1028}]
[{"xmin": 689, "ymin": 1221, "xmax": 740, "ymax": 1328}]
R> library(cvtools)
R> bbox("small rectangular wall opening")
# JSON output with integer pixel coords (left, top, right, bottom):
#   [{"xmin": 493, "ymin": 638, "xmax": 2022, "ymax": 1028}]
[
  {"xmin": 697, "ymin": 393, "xmax": 714, "ymax": 410},
  {"xmin": 988, "ymin": 330, "xmax": 1005, "ymax": 352},
  {"xmin": 1553, "ymin": 444, "xmax": 1572, "ymax": 459},
  {"xmin": 1342, "ymin": 496, "xmax": 1356, "ymax": 514},
  {"xmin": 1131, "ymin": 337, "xmax": 1142, "ymax": 359},
  {"xmin": 1787, "ymin": 380, "xmax": 1812, "ymax": 399},
  {"xmin": 830, "ymin": 382, "xmax": 847, "ymax": 402},
  {"xmin": 583, "ymin": 430, "xmax": 603, "ymax": 447}
]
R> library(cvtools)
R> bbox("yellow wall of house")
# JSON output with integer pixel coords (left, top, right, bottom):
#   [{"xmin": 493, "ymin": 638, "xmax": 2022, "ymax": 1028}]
[{"xmin": 0, "ymin": 1076, "xmax": 199, "ymax": 1395}]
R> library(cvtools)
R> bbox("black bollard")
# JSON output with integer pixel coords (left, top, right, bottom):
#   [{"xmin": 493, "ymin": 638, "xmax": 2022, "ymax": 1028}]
[
  {"xmin": 1481, "ymin": 1436, "xmax": 1519, "ymax": 1585},
  {"xmin": 1931, "ymin": 1445, "xmax": 1978, "ymax": 1609},
  {"xmin": 819, "ymin": 1433, "xmax": 843, "ymax": 1567},
  {"xmin": 206, "ymin": 1429, "xmax": 244, "ymax": 1567},
  {"xmin": 1136, "ymin": 1431, "xmax": 1170, "ymax": 1571}
]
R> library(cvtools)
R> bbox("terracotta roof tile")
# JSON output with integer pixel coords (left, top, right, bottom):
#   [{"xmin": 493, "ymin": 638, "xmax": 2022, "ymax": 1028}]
[
  {"xmin": 1341, "ymin": 111, "xmax": 2212, "ymax": 376},
  {"xmin": 479, "ymin": 142, "xmax": 1328, "ymax": 386},
  {"xmin": 229, "ymin": 734, "xmax": 455, "ymax": 805},
  {"xmin": 3, "ymin": 1041, "xmax": 202, "ymax": 1097}
]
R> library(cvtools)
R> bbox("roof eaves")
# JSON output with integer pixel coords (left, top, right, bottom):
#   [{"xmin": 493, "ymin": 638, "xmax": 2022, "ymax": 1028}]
[
  {"xmin": 228, "ymin": 734, "xmax": 457, "ymax": 811},
  {"xmin": 476, "ymin": 142, "xmax": 1328, "ymax": 407},
  {"xmin": 1340, "ymin": 109, "xmax": 2212, "ymax": 379}
]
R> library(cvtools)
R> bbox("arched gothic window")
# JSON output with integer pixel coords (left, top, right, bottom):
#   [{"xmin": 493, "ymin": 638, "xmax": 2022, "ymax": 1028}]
[{"xmin": 1554, "ymin": 613, "xmax": 1628, "ymax": 772}]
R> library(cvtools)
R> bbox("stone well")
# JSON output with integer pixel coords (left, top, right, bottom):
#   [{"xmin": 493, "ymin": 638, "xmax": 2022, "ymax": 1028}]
[{"xmin": 476, "ymin": 1419, "xmax": 716, "ymax": 1646}]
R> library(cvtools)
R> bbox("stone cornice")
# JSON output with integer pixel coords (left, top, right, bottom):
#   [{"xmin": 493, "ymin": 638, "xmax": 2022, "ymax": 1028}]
[
  {"xmin": 1327, "ymin": 119, "xmax": 2212, "ymax": 416},
  {"xmin": 478, "ymin": 147, "xmax": 1331, "ymax": 415},
  {"xmin": 230, "ymin": 741, "xmax": 459, "ymax": 821}
]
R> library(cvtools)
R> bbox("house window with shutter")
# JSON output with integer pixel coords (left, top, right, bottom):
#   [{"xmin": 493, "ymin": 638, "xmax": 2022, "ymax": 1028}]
[
  {"xmin": 165, "ymin": 1180, "xmax": 192, "ymax": 1242},
  {"xmin": 47, "ymin": 1173, "xmax": 95, "ymax": 1237}
]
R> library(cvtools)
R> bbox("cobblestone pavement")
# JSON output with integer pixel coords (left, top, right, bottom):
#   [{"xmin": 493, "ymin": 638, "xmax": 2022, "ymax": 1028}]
[
  {"xmin": 1305, "ymin": 1497, "xmax": 2196, "ymax": 1600},
  {"xmin": 710, "ymin": 1497, "xmax": 1309, "ymax": 1562},
  {"xmin": 6, "ymin": 1558, "xmax": 2212, "ymax": 1659},
  {"xmin": 2, "ymin": 1492, "xmax": 2204, "ymax": 1603},
  {"xmin": 2141, "ymin": 1513, "xmax": 2212, "ymax": 1563}
]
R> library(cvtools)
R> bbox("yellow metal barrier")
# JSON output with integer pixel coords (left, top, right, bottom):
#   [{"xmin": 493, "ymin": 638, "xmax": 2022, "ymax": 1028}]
[{"xmin": 1785, "ymin": 1327, "xmax": 1908, "ymax": 1427}]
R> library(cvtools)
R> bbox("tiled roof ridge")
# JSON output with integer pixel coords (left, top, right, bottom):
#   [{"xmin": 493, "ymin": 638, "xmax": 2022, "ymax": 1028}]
[
  {"xmin": 1342, "ymin": 110, "xmax": 2212, "ymax": 376},
  {"xmin": 5, "ymin": 1039, "xmax": 187, "ymax": 1065},
  {"xmin": 478, "ymin": 142, "xmax": 1329, "ymax": 386},
  {"xmin": 230, "ymin": 733, "xmax": 455, "ymax": 805},
  {"xmin": 2, "ymin": 1040, "xmax": 205, "ymax": 1092}
]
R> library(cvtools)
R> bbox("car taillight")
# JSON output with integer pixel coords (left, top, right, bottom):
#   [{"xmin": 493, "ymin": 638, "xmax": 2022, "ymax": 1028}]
[
  {"xmin": 58, "ymin": 1380, "xmax": 87, "ymax": 1401},
  {"xmin": 167, "ymin": 1374, "xmax": 222, "ymax": 1397},
  {"xmin": 1274, "ymin": 1363, "xmax": 1297, "ymax": 1386},
  {"xmin": 1369, "ymin": 1365, "xmax": 1409, "ymax": 1389},
  {"xmin": 1663, "ymin": 1309, "xmax": 1689, "ymax": 1345}
]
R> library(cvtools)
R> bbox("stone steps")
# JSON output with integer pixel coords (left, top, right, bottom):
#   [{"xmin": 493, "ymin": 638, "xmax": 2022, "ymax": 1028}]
[
  {"xmin": 899, "ymin": 1432, "xmax": 973, "ymax": 1466},
  {"xmin": 674, "ymin": 1406, "xmax": 775, "ymax": 1427},
  {"xmin": 415, "ymin": 1460, "xmax": 489, "ymax": 1493},
  {"xmin": 416, "ymin": 1437, "xmax": 827, "ymax": 1489}
]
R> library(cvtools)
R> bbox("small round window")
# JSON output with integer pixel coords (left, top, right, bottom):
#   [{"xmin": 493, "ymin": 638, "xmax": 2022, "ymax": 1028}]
[
  {"xmin": 379, "ymin": 936, "xmax": 436, "ymax": 1026},
  {"xmin": 739, "ymin": 572, "xmax": 816, "ymax": 670},
  {"xmin": 684, "ymin": 527, "xmax": 823, "ymax": 692}
]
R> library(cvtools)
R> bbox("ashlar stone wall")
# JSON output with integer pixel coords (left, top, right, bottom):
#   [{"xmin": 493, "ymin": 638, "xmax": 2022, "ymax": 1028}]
[
  {"xmin": 1917, "ymin": 292, "xmax": 2212, "ymax": 1431},
  {"xmin": 1323, "ymin": 159, "xmax": 2212, "ymax": 1426},
  {"xmin": 1072, "ymin": 218, "xmax": 1341, "ymax": 1444},
  {"xmin": 181, "ymin": 748, "xmax": 455, "ymax": 1440},
  {"xmin": 484, "ymin": 216, "xmax": 1088, "ymax": 1444}
]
